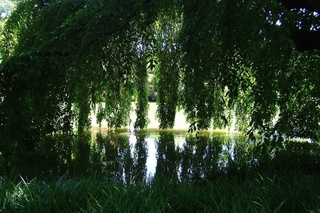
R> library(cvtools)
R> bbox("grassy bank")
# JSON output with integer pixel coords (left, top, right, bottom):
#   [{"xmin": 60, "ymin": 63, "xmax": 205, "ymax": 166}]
[{"xmin": 1, "ymin": 170, "xmax": 320, "ymax": 213}]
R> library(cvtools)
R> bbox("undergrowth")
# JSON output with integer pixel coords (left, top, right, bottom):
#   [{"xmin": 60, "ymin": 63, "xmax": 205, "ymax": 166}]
[{"xmin": 1, "ymin": 169, "xmax": 320, "ymax": 213}]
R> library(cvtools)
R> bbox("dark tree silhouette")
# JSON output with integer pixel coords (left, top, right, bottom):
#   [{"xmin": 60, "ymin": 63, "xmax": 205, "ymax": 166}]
[
  {"xmin": 280, "ymin": 0, "xmax": 320, "ymax": 12},
  {"xmin": 279, "ymin": 0, "xmax": 320, "ymax": 51},
  {"xmin": 292, "ymin": 31, "xmax": 320, "ymax": 51}
]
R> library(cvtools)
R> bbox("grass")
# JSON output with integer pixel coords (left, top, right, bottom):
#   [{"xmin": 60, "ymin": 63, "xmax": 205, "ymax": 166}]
[{"xmin": 1, "ymin": 169, "xmax": 320, "ymax": 213}]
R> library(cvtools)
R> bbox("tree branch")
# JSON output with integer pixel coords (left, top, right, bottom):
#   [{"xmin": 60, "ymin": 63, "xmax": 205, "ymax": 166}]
[
  {"xmin": 277, "ymin": 0, "xmax": 320, "ymax": 51},
  {"xmin": 105, "ymin": 0, "xmax": 151, "ymax": 35},
  {"xmin": 105, "ymin": 12, "xmax": 138, "ymax": 35}
]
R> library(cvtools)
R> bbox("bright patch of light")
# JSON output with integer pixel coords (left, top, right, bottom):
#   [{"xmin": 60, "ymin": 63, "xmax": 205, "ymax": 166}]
[
  {"xmin": 0, "ymin": 12, "xmax": 6, "ymax": 18},
  {"xmin": 276, "ymin": 20, "xmax": 282, "ymax": 26},
  {"xmin": 129, "ymin": 136, "xmax": 157, "ymax": 178}
]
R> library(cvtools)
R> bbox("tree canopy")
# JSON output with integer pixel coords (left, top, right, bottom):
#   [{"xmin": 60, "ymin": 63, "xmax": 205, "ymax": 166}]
[
  {"xmin": 278, "ymin": 0, "xmax": 320, "ymax": 51},
  {"xmin": 0, "ymin": 0, "xmax": 320, "ymax": 166}
]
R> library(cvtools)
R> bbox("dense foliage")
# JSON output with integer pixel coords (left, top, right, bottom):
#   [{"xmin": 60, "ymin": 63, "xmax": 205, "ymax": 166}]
[{"xmin": 0, "ymin": 0, "xmax": 320, "ymax": 173}]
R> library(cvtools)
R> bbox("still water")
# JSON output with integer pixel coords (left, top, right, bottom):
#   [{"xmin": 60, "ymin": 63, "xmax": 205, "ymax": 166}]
[
  {"xmin": 91, "ymin": 129, "xmax": 253, "ymax": 183},
  {"xmin": 21, "ymin": 128, "xmax": 319, "ymax": 181}
]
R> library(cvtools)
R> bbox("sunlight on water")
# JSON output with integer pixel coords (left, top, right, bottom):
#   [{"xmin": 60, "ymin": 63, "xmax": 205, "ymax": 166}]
[
  {"xmin": 129, "ymin": 134, "xmax": 157, "ymax": 178},
  {"xmin": 121, "ymin": 130, "xmax": 242, "ymax": 182},
  {"xmin": 14, "ymin": 128, "xmax": 320, "ymax": 181}
]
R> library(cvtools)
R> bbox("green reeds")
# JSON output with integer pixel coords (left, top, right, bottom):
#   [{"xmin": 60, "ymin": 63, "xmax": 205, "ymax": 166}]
[{"xmin": 1, "ymin": 170, "xmax": 320, "ymax": 213}]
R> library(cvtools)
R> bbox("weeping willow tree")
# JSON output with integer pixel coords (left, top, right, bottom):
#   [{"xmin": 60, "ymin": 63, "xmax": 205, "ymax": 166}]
[{"xmin": 0, "ymin": 0, "xmax": 320, "ymax": 169}]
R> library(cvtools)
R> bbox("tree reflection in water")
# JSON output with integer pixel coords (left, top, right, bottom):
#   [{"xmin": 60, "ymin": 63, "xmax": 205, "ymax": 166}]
[
  {"xmin": 154, "ymin": 132, "xmax": 179, "ymax": 181},
  {"xmin": 129, "ymin": 132, "xmax": 148, "ymax": 183},
  {"xmin": 92, "ymin": 130, "xmax": 254, "ymax": 183},
  {"xmin": 11, "ymin": 130, "xmax": 320, "ymax": 179},
  {"xmin": 89, "ymin": 130, "xmax": 320, "ymax": 184},
  {"xmin": 180, "ymin": 134, "xmax": 224, "ymax": 182}
]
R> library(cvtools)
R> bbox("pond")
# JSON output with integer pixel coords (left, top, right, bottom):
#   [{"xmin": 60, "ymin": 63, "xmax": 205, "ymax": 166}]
[
  {"xmin": 89, "ymin": 128, "xmax": 320, "ymax": 183},
  {"xmin": 17, "ymin": 128, "xmax": 320, "ymax": 181},
  {"xmin": 89, "ymin": 129, "xmax": 252, "ymax": 184}
]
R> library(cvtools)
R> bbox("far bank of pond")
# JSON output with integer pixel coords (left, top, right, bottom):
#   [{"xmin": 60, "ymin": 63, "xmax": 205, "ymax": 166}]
[
  {"xmin": 91, "ymin": 102, "xmax": 236, "ymax": 131},
  {"xmin": 91, "ymin": 102, "xmax": 191, "ymax": 129}
]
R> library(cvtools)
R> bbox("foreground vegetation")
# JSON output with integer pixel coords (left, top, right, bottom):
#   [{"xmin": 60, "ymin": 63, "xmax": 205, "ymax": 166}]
[{"xmin": 1, "ymin": 168, "xmax": 320, "ymax": 213}]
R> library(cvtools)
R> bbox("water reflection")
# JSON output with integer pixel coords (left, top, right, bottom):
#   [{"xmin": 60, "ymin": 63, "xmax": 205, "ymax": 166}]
[
  {"xmin": 15, "ymin": 130, "xmax": 320, "ymax": 179},
  {"xmin": 155, "ymin": 132, "xmax": 179, "ymax": 181},
  {"xmin": 92, "ymin": 130, "xmax": 252, "ymax": 183},
  {"xmin": 127, "ymin": 132, "xmax": 148, "ymax": 183}
]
